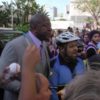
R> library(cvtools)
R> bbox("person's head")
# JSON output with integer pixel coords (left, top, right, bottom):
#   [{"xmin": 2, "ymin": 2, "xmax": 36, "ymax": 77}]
[
  {"xmin": 67, "ymin": 27, "xmax": 73, "ymax": 33},
  {"xmin": 88, "ymin": 54, "xmax": 100, "ymax": 70},
  {"xmin": 29, "ymin": 13, "xmax": 52, "ymax": 41},
  {"xmin": 56, "ymin": 32, "xmax": 80, "ymax": 59},
  {"xmin": 57, "ymin": 29, "xmax": 63, "ymax": 35},
  {"xmin": 77, "ymin": 40, "xmax": 84, "ymax": 53},
  {"xmin": 63, "ymin": 70, "xmax": 100, "ymax": 100},
  {"xmin": 83, "ymin": 34, "xmax": 89, "ymax": 44},
  {"xmin": 89, "ymin": 30, "xmax": 100, "ymax": 43}
]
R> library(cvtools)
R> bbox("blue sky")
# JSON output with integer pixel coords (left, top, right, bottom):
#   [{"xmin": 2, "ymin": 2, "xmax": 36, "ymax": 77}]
[
  {"xmin": 36, "ymin": 0, "xmax": 70, "ymax": 14},
  {"xmin": 0, "ymin": 0, "xmax": 70, "ymax": 14}
]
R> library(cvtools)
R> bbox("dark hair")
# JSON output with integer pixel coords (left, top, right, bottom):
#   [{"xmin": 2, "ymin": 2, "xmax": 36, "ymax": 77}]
[
  {"xmin": 29, "ymin": 13, "xmax": 49, "ymax": 30},
  {"xmin": 88, "ymin": 54, "xmax": 100, "ymax": 70},
  {"xmin": 57, "ymin": 29, "xmax": 63, "ymax": 35},
  {"xmin": 89, "ymin": 30, "xmax": 100, "ymax": 40},
  {"xmin": 67, "ymin": 27, "xmax": 73, "ymax": 33},
  {"xmin": 56, "ymin": 41, "xmax": 67, "ymax": 47},
  {"xmin": 63, "ymin": 70, "xmax": 100, "ymax": 100}
]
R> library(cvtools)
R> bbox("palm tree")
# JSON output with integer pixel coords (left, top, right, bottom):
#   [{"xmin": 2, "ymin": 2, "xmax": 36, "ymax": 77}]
[
  {"xmin": 14, "ymin": 0, "xmax": 48, "ymax": 24},
  {"xmin": 0, "ymin": 2, "xmax": 12, "ymax": 27}
]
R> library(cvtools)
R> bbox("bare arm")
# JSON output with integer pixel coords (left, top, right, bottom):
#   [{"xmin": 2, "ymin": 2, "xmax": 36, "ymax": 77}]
[{"xmin": 19, "ymin": 45, "xmax": 40, "ymax": 100}]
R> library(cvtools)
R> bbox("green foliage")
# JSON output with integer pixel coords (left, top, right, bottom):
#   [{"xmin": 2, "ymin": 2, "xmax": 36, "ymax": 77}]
[
  {"xmin": 75, "ymin": 0, "xmax": 100, "ymax": 13},
  {"xmin": 0, "ymin": 0, "xmax": 48, "ymax": 28},
  {"xmin": 85, "ymin": 17, "xmax": 93, "ymax": 23},
  {"xmin": 59, "ymin": 18, "xmax": 67, "ymax": 21},
  {"xmin": 16, "ymin": 23, "xmax": 29, "ymax": 32},
  {"xmin": 14, "ymin": 0, "xmax": 48, "ymax": 24},
  {"xmin": 0, "ymin": 2, "xmax": 12, "ymax": 27},
  {"xmin": 0, "ymin": 10, "xmax": 9, "ymax": 27},
  {"xmin": 74, "ymin": 0, "xmax": 100, "ymax": 26},
  {"xmin": 36, "ymin": 5, "xmax": 49, "ymax": 16}
]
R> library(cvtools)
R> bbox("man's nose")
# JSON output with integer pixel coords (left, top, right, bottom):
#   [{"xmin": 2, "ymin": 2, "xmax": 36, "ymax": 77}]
[
  {"xmin": 74, "ymin": 46, "xmax": 78, "ymax": 51},
  {"xmin": 48, "ymin": 27, "xmax": 52, "ymax": 32}
]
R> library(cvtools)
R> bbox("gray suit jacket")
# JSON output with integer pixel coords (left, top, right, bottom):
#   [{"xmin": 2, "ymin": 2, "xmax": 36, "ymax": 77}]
[{"xmin": 0, "ymin": 33, "xmax": 50, "ymax": 100}]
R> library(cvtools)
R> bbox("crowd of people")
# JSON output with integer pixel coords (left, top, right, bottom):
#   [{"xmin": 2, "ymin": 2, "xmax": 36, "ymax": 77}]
[{"xmin": 0, "ymin": 13, "xmax": 100, "ymax": 100}]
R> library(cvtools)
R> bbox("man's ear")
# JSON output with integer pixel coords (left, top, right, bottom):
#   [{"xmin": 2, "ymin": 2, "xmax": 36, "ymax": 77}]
[{"xmin": 31, "ymin": 26, "xmax": 37, "ymax": 34}]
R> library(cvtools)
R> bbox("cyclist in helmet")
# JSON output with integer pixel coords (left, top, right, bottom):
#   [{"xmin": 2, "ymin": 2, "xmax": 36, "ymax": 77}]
[{"xmin": 49, "ymin": 32, "xmax": 85, "ymax": 100}]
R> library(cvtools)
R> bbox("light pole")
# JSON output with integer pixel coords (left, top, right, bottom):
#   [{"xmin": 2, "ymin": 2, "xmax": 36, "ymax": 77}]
[
  {"xmin": 28, "ymin": 2, "xmax": 32, "ymax": 22},
  {"xmin": 11, "ymin": 0, "xmax": 14, "ymax": 29}
]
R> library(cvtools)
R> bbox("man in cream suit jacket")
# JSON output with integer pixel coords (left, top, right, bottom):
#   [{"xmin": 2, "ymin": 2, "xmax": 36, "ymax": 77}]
[{"xmin": 0, "ymin": 13, "xmax": 52, "ymax": 100}]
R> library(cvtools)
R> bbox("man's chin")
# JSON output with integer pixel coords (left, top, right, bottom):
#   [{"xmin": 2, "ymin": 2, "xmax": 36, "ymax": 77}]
[
  {"xmin": 43, "ymin": 37, "xmax": 50, "ymax": 42},
  {"xmin": 72, "ymin": 55, "xmax": 77, "ymax": 59}
]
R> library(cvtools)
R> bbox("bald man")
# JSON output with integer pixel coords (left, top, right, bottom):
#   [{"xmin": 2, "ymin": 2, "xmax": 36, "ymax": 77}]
[{"xmin": 0, "ymin": 13, "xmax": 51, "ymax": 100}]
